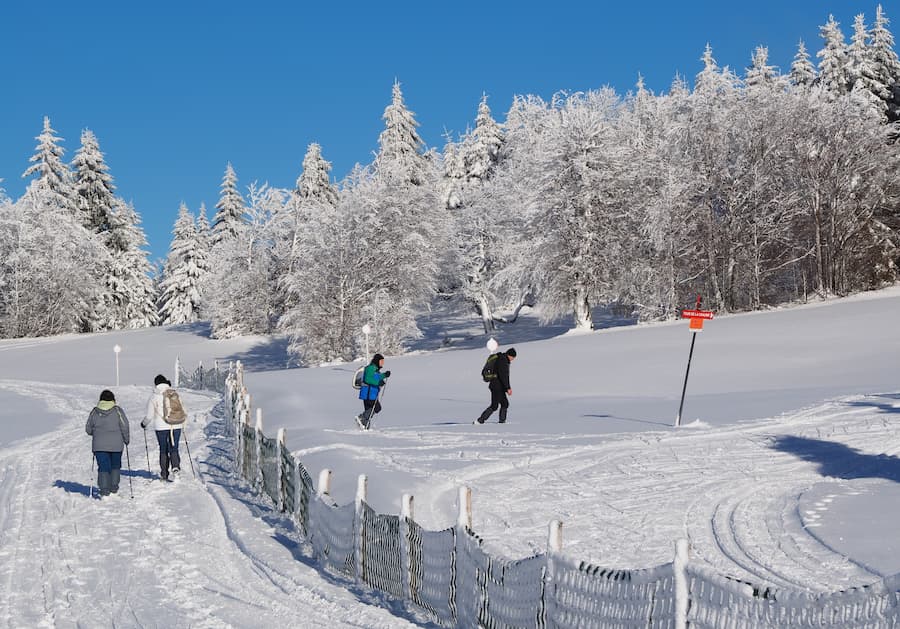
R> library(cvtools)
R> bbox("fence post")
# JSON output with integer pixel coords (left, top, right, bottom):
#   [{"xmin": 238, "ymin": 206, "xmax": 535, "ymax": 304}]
[
  {"xmin": 674, "ymin": 539, "xmax": 690, "ymax": 629},
  {"xmin": 457, "ymin": 485, "xmax": 472, "ymax": 530},
  {"xmin": 198, "ymin": 359, "xmax": 204, "ymax": 388},
  {"xmin": 254, "ymin": 408, "xmax": 263, "ymax": 490},
  {"xmin": 174, "ymin": 356, "xmax": 181, "ymax": 388},
  {"xmin": 400, "ymin": 493, "xmax": 414, "ymax": 600},
  {"xmin": 317, "ymin": 469, "xmax": 332, "ymax": 498},
  {"xmin": 276, "ymin": 428, "xmax": 286, "ymax": 512},
  {"xmin": 355, "ymin": 474, "xmax": 368, "ymax": 583},
  {"xmin": 543, "ymin": 520, "xmax": 563, "ymax": 625}
]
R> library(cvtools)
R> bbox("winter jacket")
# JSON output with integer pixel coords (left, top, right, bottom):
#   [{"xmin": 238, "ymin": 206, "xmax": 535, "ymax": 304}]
[
  {"xmin": 491, "ymin": 353, "xmax": 512, "ymax": 391},
  {"xmin": 86, "ymin": 404, "xmax": 130, "ymax": 452},
  {"xmin": 142, "ymin": 383, "xmax": 180, "ymax": 431},
  {"xmin": 358, "ymin": 363, "xmax": 386, "ymax": 401}
]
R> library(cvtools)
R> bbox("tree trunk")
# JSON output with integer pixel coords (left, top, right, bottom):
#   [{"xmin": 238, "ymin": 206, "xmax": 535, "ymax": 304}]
[{"xmin": 573, "ymin": 281, "xmax": 593, "ymax": 330}]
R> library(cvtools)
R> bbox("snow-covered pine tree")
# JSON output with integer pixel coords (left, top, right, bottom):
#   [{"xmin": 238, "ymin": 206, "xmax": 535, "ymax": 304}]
[
  {"xmin": 21, "ymin": 117, "xmax": 74, "ymax": 214},
  {"xmin": 745, "ymin": 46, "xmax": 778, "ymax": 91},
  {"xmin": 790, "ymin": 40, "xmax": 817, "ymax": 88},
  {"xmin": 848, "ymin": 13, "xmax": 891, "ymax": 119},
  {"xmin": 72, "ymin": 129, "xmax": 116, "ymax": 233},
  {"xmin": 158, "ymin": 203, "xmax": 204, "ymax": 325},
  {"xmin": 211, "ymin": 163, "xmax": 245, "ymax": 248},
  {"xmin": 285, "ymin": 143, "xmax": 338, "ymax": 272},
  {"xmin": 441, "ymin": 138, "xmax": 466, "ymax": 211},
  {"xmin": 103, "ymin": 199, "xmax": 159, "ymax": 328},
  {"xmin": 195, "ymin": 202, "xmax": 212, "ymax": 282},
  {"xmin": 368, "ymin": 81, "xmax": 444, "ymax": 352},
  {"xmin": 817, "ymin": 14, "xmax": 853, "ymax": 99},
  {"xmin": 695, "ymin": 44, "xmax": 740, "ymax": 95},
  {"xmin": 375, "ymin": 80, "xmax": 429, "ymax": 186},
  {"xmin": 204, "ymin": 184, "xmax": 285, "ymax": 337},
  {"xmin": 868, "ymin": 4, "xmax": 900, "ymax": 120},
  {"xmin": 464, "ymin": 95, "xmax": 505, "ymax": 183}
]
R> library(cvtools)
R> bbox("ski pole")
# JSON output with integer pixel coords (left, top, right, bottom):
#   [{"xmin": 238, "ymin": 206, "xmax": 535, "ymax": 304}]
[
  {"xmin": 124, "ymin": 445, "xmax": 134, "ymax": 499},
  {"xmin": 143, "ymin": 428, "xmax": 151, "ymax": 476},
  {"xmin": 182, "ymin": 426, "xmax": 196, "ymax": 478},
  {"xmin": 89, "ymin": 452, "xmax": 94, "ymax": 499}
]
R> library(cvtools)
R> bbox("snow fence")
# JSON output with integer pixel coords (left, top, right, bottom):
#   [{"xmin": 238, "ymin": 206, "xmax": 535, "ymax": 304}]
[{"xmin": 191, "ymin": 361, "xmax": 900, "ymax": 628}]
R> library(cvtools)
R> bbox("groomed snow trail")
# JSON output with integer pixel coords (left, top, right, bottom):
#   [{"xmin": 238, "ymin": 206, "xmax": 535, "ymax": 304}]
[
  {"xmin": 0, "ymin": 381, "xmax": 418, "ymax": 629},
  {"xmin": 370, "ymin": 394, "xmax": 900, "ymax": 593}
]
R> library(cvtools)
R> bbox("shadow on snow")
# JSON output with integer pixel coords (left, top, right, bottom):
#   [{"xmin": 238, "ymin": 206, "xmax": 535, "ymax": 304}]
[{"xmin": 771, "ymin": 435, "xmax": 900, "ymax": 482}]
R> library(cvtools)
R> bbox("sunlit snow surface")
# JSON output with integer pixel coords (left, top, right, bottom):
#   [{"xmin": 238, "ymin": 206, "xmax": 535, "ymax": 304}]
[{"xmin": 1, "ymin": 287, "xmax": 899, "ymax": 626}]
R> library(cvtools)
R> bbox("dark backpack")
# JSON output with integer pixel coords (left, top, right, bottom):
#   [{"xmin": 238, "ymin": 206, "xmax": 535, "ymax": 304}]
[
  {"xmin": 481, "ymin": 353, "xmax": 501, "ymax": 382},
  {"xmin": 162, "ymin": 389, "xmax": 187, "ymax": 425}
]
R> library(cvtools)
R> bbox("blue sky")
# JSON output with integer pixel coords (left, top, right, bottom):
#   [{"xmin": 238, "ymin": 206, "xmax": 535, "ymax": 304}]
[{"xmin": 2, "ymin": 1, "xmax": 894, "ymax": 262}]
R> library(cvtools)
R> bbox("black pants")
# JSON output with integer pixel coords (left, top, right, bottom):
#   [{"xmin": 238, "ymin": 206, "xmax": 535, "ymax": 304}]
[
  {"xmin": 477, "ymin": 384, "xmax": 508, "ymax": 423},
  {"xmin": 360, "ymin": 399, "xmax": 382, "ymax": 427}
]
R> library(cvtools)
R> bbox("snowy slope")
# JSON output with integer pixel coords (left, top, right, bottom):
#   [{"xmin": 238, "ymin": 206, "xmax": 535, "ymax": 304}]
[{"xmin": 0, "ymin": 287, "xmax": 899, "ymax": 626}]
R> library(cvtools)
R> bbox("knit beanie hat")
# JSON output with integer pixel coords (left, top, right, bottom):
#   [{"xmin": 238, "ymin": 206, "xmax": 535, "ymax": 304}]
[
  {"xmin": 372, "ymin": 353, "xmax": 385, "ymax": 364},
  {"xmin": 154, "ymin": 374, "xmax": 168, "ymax": 386},
  {"xmin": 506, "ymin": 347, "xmax": 517, "ymax": 357},
  {"xmin": 99, "ymin": 389, "xmax": 116, "ymax": 402}
]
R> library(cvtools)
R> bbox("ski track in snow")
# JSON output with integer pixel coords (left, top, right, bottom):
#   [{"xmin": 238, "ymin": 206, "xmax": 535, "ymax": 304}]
[
  {"xmin": 0, "ymin": 381, "xmax": 417, "ymax": 629},
  {"xmin": 1, "ymin": 377, "xmax": 899, "ymax": 627},
  {"xmin": 359, "ymin": 396, "xmax": 898, "ymax": 593}
]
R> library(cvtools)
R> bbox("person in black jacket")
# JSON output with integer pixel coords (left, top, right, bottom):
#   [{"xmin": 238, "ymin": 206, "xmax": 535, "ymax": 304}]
[{"xmin": 475, "ymin": 347, "xmax": 517, "ymax": 424}]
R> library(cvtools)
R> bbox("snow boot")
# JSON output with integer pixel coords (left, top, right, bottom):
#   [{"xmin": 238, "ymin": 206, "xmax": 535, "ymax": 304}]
[{"xmin": 98, "ymin": 472, "xmax": 111, "ymax": 497}]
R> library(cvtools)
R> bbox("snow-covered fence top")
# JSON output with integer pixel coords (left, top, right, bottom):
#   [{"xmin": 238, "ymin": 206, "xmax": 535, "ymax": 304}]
[{"xmin": 217, "ymin": 361, "xmax": 900, "ymax": 628}]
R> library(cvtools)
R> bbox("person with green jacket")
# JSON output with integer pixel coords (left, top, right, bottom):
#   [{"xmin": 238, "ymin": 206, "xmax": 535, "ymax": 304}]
[
  {"xmin": 356, "ymin": 353, "xmax": 391, "ymax": 429},
  {"xmin": 85, "ymin": 390, "xmax": 130, "ymax": 497}
]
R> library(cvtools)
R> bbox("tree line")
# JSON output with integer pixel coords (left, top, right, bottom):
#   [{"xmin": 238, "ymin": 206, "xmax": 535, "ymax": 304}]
[{"xmin": 4, "ymin": 7, "xmax": 900, "ymax": 364}]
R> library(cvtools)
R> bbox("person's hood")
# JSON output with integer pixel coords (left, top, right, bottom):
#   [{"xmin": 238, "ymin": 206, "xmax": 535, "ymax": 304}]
[{"xmin": 94, "ymin": 403, "xmax": 116, "ymax": 414}]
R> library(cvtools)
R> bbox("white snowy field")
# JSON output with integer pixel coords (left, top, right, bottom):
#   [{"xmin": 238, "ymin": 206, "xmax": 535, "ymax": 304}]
[{"xmin": 0, "ymin": 287, "xmax": 899, "ymax": 627}]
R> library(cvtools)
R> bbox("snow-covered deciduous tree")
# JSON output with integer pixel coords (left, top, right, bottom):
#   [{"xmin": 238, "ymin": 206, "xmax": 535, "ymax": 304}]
[
  {"xmin": 21, "ymin": 117, "xmax": 74, "ymax": 214},
  {"xmin": 72, "ymin": 129, "xmax": 116, "ymax": 233},
  {"xmin": 0, "ymin": 186, "xmax": 106, "ymax": 337},
  {"xmin": 158, "ymin": 204, "xmax": 204, "ymax": 325},
  {"xmin": 211, "ymin": 163, "xmax": 245, "ymax": 248},
  {"xmin": 817, "ymin": 15, "xmax": 853, "ymax": 98},
  {"xmin": 790, "ymin": 40, "xmax": 817, "ymax": 88}
]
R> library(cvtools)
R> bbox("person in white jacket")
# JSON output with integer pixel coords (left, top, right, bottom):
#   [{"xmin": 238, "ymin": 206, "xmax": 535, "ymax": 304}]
[{"xmin": 141, "ymin": 374, "xmax": 181, "ymax": 481}]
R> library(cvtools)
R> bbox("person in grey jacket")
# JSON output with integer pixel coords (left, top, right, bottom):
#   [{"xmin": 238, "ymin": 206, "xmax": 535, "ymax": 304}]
[{"xmin": 85, "ymin": 389, "xmax": 130, "ymax": 497}]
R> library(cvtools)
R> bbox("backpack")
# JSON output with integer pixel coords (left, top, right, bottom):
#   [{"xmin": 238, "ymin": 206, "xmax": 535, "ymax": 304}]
[
  {"xmin": 481, "ymin": 353, "xmax": 501, "ymax": 382},
  {"xmin": 352, "ymin": 366, "xmax": 365, "ymax": 390},
  {"xmin": 162, "ymin": 388, "xmax": 187, "ymax": 425}
]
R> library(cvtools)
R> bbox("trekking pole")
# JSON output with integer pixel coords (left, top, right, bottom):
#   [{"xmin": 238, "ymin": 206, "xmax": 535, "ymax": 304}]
[
  {"xmin": 124, "ymin": 445, "xmax": 134, "ymax": 499},
  {"xmin": 89, "ymin": 452, "xmax": 94, "ymax": 499},
  {"xmin": 143, "ymin": 428, "xmax": 151, "ymax": 475},
  {"xmin": 182, "ymin": 425, "xmax": 196, "ymax": 477}
]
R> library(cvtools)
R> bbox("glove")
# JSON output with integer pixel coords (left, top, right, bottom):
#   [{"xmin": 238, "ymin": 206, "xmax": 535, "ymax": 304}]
[
  {"xmin": 383, "ymin": 371, "xmax": 391, "ymax": 378},
  {"xmin": 140, "ymin": 420, "xmax": 148, "ymax": 429}
]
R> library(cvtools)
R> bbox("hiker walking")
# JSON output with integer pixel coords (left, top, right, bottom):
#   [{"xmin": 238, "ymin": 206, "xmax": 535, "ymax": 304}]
[
  {"xmin": 356, "ymin": 353, "xmax": 391, "ymax": 429},
  {"xmin": 475, "ymin": 347, "xmax": 517, "ymax": 424},
  {"xmin": 85, "ymin": 390, "xmax": 130, "ymax": 497},
  {"xmin": 141, "ymin": 374, "xmax": 183, "ymax": 481}
]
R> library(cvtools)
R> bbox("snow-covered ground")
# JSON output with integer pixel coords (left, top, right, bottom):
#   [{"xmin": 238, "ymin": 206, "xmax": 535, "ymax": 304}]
[{"xmin": 1, "ymin": 287, "xmax": 899, "ymax": 626}]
